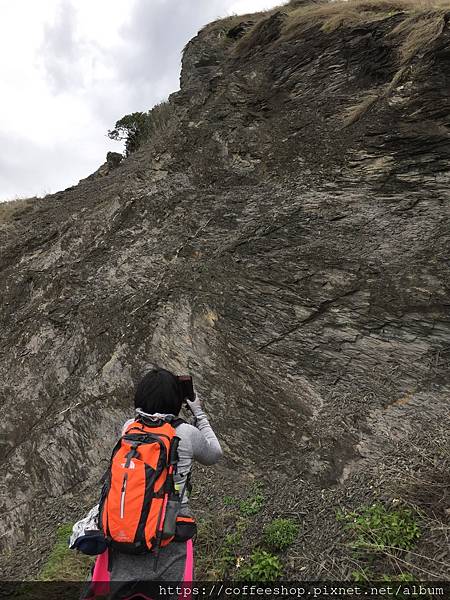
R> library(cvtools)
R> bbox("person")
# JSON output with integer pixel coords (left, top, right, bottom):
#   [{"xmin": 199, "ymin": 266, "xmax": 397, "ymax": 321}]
[{"xmin": 73, "ymin": 367, "xmax": 222, "ymax": 599}]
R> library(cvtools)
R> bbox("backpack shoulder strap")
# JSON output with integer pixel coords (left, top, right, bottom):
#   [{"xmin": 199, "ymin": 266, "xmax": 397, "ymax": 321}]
[
  {"xmin": 133, "ymin": 414, "xmax": 186, "ymax": 429},
  {"xmin": 134, "ymin": 414, "xmax": 165, "ymax": 428},
  {"xmin": 170, "ymin": 417, "xmax": 187, "ymax": 428}
]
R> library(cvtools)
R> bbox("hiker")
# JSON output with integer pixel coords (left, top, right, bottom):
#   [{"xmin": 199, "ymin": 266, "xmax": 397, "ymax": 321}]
[{"xmin": 71, "ymin": 367, "xmax": 222, "ymax": 598}]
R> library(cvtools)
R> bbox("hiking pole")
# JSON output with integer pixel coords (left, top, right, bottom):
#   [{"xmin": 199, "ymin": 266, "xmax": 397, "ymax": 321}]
[
  {"xmin": 152, "ymin": 498, "xmax": 167, "ymax": 570},
  {"xmin": 152, "ymin": 437, "xmax": 180, "ymax": 569}
]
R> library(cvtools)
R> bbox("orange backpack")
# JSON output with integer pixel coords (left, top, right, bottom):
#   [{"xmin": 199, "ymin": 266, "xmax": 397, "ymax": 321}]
[{"xmin": 98, "ymin": 415, "xmax": 194, "ymax": 556}]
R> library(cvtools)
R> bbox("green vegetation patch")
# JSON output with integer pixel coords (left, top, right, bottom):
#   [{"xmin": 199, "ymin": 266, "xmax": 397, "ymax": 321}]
[
  {"xmin": 262, "ymin": 517, "xmax": 300, "ymax": 552},
  {"xmin": 338, "ymin": 502, "xmax": 423, "ymax": 583},
  {"xmin": 239, "ymin": 485, "xmax": 265, "ymax": 516},
  {"xmin": 195, "ymin": 513, "xmax": 246, "ymax": 579},
  {"xmin": 217, "ymin": 520, "xmax": 248, "ymax": 576},
  {"xmin": 196, "ymin": 483, "xmax": 299, "ymax": 581},
  {"xmin": 338, "ymin": 502, "xmax": 421, "ymax": 553},
  {"xmin": 237, "ymin": 549, "xmax": 283, "ymax": 582},
  {"xmin": 39, "ymin": 523, "xmax": 93, "ymax": 581}
]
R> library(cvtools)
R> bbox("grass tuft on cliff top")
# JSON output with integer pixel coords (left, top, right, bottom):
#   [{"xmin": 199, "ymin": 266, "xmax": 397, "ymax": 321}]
[
  {"xmin": 191, "ymin": 0, "xmax": 449, "ymax": 69},
  {"xmin": 282, "ymin": 0, "xmax": 450, "ymax": 54},
  {"xmin": 0, "ymin": 197, "xmax": 35, "ymax": 224},
  {"xmin": 221, "ymin": 0, "xmax": 449, "ymax": 55},
  {"xmin": 226, "ymin": 0, "xmax": 449, "ymax": 125}
]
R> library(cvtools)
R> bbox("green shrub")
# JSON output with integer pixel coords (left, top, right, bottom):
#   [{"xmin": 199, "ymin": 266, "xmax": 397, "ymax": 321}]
[
  {"xmin": 238, "ymin": 549, "xmax": 283, "ymax": 581},
  {"xmin": 108, "ymin": 101, "xmax": 174, "ymax": 156},
  {"xmin": 338, "ymin": 502, "xmax": 421, "ymax": 553},
  {"xmin": 262, "ymin": 518, "xmax": 299, "ymax": 552},
  {"xmin": 108, "ymin": 111, "xmax": 149, "ymax": 156}
]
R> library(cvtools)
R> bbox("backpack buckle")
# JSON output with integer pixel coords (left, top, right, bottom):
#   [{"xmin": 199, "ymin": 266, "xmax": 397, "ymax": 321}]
[{"xmin": 124, "ymin": 442, "xmax": 139, "ymax": 468}]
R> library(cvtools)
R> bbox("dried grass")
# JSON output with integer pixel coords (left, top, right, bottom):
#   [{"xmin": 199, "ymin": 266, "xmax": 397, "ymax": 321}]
[
  {"xmin": 190, "ymin": 0, "xmax": 449, "ymax": 125},
  {"xmin": 234, "ymin": 11, "xmax": 286, "ymax": 56},
  {"xmin": 200, "ymin": 0, "xmax": 450, "ymax": 57},
  {"xmin": 282, "ymin": 0, "xmax": 449, "ymax": 69},
  {"xmin": 390, "ymin": 435, "xmax": 450, "ymax": 521},
  {"xmin": 390, "ymin": 9, "xmax": 447, "ymax": 63},
  {"xmin": 0, "ymin": 197, "xmax": 35, "ymax": 224},
  {"xmin": 282, "ymin": 0, "xmax": 450, "ymax": 39},
  {"xmin": 343, "ymin": 93, "xmax": 380, "ymax": 126},
  {"xmin": 199, "ymin": 12, "xmax": 265, "ymax": 38},
  {"xmin": 280, "ymin": 0, "xmax": 450, "ymax": 125},
  {"xmin": 147, "ymin": 101, "xmax": 174, "ymax": 135},
  {"xmin": 181, "ymin": 14, "xmax": 261, "ymax": 57},
  {"xmin": 282, "ymin": 0, "xmax": 449, "ymax": 72}
]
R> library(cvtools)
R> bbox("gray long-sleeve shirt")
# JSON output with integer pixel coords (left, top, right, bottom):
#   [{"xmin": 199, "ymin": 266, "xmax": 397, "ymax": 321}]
[{"xmin": 122, "ymin": 409, "xmax": 223, "ymax": 513}]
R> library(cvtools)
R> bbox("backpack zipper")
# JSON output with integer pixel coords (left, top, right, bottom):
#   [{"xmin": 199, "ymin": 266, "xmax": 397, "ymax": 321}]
[{"xmin": 120, "ymin": 473, "xmax": 128, "ymax": 519}]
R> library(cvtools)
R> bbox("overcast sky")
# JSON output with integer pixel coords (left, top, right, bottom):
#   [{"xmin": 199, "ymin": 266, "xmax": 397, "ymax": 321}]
[{"xmin": 0, "ymin": 0, "xmax": 285, "ymax": 202}]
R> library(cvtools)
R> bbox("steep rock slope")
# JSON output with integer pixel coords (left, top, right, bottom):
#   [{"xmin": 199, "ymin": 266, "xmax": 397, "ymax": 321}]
[{"xmin": 0, "ymin": 0, "xmax": 449, "ymax": 579}]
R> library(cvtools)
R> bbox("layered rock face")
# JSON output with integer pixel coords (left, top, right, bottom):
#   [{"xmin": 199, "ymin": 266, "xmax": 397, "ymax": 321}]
[{"xmin": 0, "ymin": 1, "xmax": 449, "ymax": 579}]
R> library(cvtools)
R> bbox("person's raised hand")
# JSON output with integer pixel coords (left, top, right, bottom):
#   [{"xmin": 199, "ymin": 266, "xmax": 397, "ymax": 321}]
[{"xmin": 185, "ymin": 392, "xmax": 203, "ymax": 417}]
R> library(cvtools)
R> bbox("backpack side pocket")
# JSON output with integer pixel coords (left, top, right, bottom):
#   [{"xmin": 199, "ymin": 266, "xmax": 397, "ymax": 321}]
[{"xmin": 173, "ymin": 516, "xmax": 197, "ymax": 542}]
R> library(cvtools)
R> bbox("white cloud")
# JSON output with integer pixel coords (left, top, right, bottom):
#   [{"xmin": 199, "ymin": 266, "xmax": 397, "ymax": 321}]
[
  {"xmin": 0, "ymin": 132, "xmax": 100, "ymax": 199},
  {"xmin": 0, "ymin": 0, "xmax": 285, "ymax": 201},
  {"xmin": 40, "ymin": 0, "xmax": 83, "ymax": 93}
]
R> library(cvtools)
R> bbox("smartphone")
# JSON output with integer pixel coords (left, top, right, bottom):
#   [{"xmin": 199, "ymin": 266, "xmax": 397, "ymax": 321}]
[{"xmin": 177, "ymin": 375, "xmax": 195, "ymax": 402}]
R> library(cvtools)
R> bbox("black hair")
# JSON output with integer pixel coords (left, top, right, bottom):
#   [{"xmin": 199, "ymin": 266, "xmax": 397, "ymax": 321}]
[{"xmin": 134, "ymin": 367, "xmax": 183, "ymax": 415}]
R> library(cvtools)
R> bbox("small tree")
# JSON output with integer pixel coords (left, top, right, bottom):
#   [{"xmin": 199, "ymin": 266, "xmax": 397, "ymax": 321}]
[
  {"xmin": 108, "ymin": 102, "xmax": 174, "ymax": 157},
  {"xmin": 107, "ymin": 111, "xmax": 150, "ymax": 156}
]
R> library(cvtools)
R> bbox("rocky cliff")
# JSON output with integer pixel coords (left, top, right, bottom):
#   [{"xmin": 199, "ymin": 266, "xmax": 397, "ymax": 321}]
[{"xmin": 0, "ymin": 0, "xmax": 449, "ymax": 580}]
